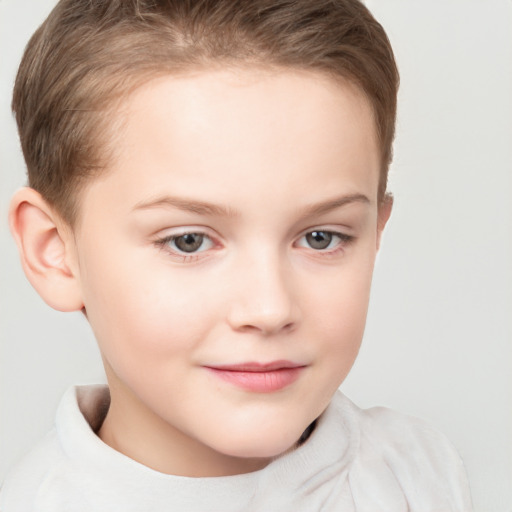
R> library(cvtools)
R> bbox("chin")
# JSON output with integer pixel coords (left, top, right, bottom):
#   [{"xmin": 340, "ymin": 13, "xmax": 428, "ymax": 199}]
[{"xmin": 209, "ymin": 421, "xmax": 308, "ymax": 460}]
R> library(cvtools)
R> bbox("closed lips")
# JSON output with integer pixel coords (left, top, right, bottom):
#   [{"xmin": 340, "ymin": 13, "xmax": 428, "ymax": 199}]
[{"xmin": 204, "ymin": 361, "xmax": 306, "ymax": 392}]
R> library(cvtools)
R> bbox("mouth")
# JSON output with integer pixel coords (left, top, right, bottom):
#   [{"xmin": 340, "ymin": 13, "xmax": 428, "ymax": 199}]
[{"xmin": 204, "ymin": 361, "xmax": 306, "ymax": 393}]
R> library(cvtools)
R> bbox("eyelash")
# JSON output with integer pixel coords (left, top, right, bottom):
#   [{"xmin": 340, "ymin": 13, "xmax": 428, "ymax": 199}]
[
  {"xmin": 154, "ymin": 229, "xmax": 354, "ymax": 262},
  {"xmin": 154, "ymin": 231, "xmax": 216, "ymax": 262},
  {"xmin": 296, "ymin": 230, "xmax": 354, "ymax": 256}
]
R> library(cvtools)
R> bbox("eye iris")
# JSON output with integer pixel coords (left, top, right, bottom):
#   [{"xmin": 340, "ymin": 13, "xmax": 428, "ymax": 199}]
[
  {"xmin": 175, "ymin": 233, "xmax": 204, "ymax": 252},
  {"xmin": 306, "ymin": 231, "xmax": 332, "ymax": 250}
]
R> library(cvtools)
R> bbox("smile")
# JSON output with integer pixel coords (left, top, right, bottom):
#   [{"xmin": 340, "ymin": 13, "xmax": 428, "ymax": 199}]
[{"xmin": 204, "ymin": 361, "xmax": 306, "ymax": 393}]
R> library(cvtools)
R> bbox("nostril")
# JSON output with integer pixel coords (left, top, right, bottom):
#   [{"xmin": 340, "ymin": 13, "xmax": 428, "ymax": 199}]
[
  {"xmin": 226, "ymin": 268, "xmax": 300, "ymax": 335},
  {"xmin": 232, "ymin": 318, "xmax": 296, "ymax": 336},
  {"xmin": 282, "ymin": 322, "xmax": 295, "ymax": 333},
  {"xmin": 259, "ymin": 320, "xmax": 296, "ymax": 336}
]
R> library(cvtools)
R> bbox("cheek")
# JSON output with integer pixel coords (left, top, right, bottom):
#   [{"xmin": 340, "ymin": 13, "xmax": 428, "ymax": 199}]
[
  {"xmin": 80, "ymin": 248, "xmax": 216, "ymax": 368},
  {"xmin": 307, "ymin": 256, "xmax": 375, "ymax": 360},
  {"xmin": 312, "ymin": 256, "xmax": 373, "ymax": 320}
]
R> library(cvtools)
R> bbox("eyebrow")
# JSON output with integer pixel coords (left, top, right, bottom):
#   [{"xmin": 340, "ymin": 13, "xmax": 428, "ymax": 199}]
[
  {"xmin": 132, "ymin": 193, "xmax": 370, "ymax": 218},
  {"xmin": 133, "ymin": 196, "xmax": 237, "ymax": 217},
  {"xmin": 300, "ymin": 193, "xmax": 371, "ymax": 217}
]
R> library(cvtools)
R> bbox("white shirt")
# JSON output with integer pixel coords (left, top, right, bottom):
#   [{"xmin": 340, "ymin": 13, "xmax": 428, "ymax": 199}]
[{"xmin": 0, "ymin": 385, "xmax": 473, "ymax": 511}]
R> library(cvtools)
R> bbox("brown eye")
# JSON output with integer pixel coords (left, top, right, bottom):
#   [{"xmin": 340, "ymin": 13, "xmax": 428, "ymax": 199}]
[
  {"xmin": 174, "ymin": 233, "xmax": 205, "ymax": 253},
  {"xmin": 305, "ymin": 231, "xmax": 333, "ymax": 250}
]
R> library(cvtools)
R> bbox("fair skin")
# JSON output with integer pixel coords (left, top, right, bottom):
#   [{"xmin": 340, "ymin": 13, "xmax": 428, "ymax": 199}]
[{"xmin": 10, "ymin": 67, "xmax": 391, "ymax": 477}]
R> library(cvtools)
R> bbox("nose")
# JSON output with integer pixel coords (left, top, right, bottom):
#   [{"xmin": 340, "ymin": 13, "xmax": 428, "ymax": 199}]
[{"xmin": 226, "ymin": 251, "xmax": 301, "ymax": 336}]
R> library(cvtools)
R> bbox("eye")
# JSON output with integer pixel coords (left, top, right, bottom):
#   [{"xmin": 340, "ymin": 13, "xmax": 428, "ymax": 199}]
[
  {"xmin": 173, "ymin": 233, "xmax": 208, "ymax": 253},
  {"xmin": 305, "ymin": 231, "xmax": 334, "ymax": 250},
  {"xmin": 297, "ymin": 230, "xmax": 352, "ymax": 251},
  {"xmin": 159, "ymin": 232, "xmax": 214, "ymax": 254}
]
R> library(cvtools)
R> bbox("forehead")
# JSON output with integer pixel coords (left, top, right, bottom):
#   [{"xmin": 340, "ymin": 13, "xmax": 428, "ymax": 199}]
[{"xmin": 78, "ymin": 68, "xmax": 380, "ymax": 224}]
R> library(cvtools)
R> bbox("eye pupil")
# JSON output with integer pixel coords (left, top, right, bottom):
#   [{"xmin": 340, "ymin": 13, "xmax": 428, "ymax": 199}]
[
  {"xmin": 306, "ymin": 231, "xmax": 332, "ymax": 250},
  {"xmin": 175, "ymin": 233, "xmax": 204, "ymax": 252}
]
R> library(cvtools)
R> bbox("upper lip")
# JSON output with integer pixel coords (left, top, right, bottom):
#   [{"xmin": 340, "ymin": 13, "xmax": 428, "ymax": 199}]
[{"xmin": 205, "ymin": 361, "xmax": 305, "ymax": 372}]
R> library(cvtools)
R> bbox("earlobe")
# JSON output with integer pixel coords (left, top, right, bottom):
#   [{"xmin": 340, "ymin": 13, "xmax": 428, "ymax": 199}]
[
  {"xmin": 376, "ymin": 193, "xmax": 393, "ymax": 250},
  {"xmin": 9, "ymin": 187, "xmax": 84, "ymax": 312}
]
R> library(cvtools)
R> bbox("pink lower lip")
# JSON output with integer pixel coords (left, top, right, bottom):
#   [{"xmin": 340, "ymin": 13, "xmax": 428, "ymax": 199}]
[{"xmin": 206, "ymin": 366, "xmax": 304, "ymax": 393}]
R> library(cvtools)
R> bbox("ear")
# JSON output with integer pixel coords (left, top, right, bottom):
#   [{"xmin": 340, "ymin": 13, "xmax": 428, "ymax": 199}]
[
  {"xmin": 376, "ymin": 193, "xmax": 393, "ymax": 250},
  {"xmin": 9, "ymin": 187, "xmax": 84, "ymax": 312}
]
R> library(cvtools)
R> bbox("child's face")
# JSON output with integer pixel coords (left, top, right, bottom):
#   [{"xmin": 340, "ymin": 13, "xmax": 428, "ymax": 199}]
[{"xmin": 69, "ymin": 68, "xmax": 388, "ymax": 476}]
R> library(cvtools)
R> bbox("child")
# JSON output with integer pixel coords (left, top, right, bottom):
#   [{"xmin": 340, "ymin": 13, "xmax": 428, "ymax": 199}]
[{"xmin": 1, "ymin": 0, "xmax": 473, "ymax": 510}]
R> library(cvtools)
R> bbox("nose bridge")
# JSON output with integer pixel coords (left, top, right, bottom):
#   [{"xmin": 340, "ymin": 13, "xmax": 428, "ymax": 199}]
[{"xmin": 227, "ymin": 243, "xmax": 299, "ymax": 335}]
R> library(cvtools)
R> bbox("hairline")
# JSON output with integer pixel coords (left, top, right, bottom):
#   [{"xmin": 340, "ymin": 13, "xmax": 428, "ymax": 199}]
[{"xmin": 66, "ymin": 61, "xmax": 383, "ymax": 230}]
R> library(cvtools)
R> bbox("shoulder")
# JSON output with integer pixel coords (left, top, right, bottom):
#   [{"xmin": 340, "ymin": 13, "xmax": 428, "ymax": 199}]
[
  {"xmin": 331, "ymin": 392, "xmax": 473, "ymax": 511},
  {"xmin": 0, "ymin": 385, "xmax": 110, "ymax": 511},
  {"xmin": 0, "ymin": 428, "xmax": 65, "ymax": 511},
  {"xmin": 361, "ymin": 404, "xmax": 467, "ymax": 478}
]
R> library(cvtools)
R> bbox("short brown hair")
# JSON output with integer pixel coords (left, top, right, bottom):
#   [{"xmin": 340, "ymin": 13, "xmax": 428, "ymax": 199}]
[{"xmin": 13, "ymin": 0, "xmax": 399, "ymax": 225}]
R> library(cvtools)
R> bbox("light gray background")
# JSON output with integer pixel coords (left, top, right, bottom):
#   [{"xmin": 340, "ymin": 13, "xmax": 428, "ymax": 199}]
[{"xmin": 1, "ymin": 1, "xmax": 511, "ymax": 510}]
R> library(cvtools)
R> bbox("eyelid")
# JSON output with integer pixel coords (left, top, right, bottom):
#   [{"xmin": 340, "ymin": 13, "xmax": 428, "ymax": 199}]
[
  {"xmin": 152, "ymin": 225, "xmax": 222, "ymax": 242},
  {"xmin": 294, "ymin": 227, "xmax": 355, "ymax": 253},
  {"xmin": 152, "ymin": 225, "xmax": 354, "ymax": 262},
  {"xmin": 295, "ymin": 224, "xmax": 355, "ymax": 240},
  {"xmin": 153, "ymin": 227, "xmax": 222, "ymax": 261}
]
